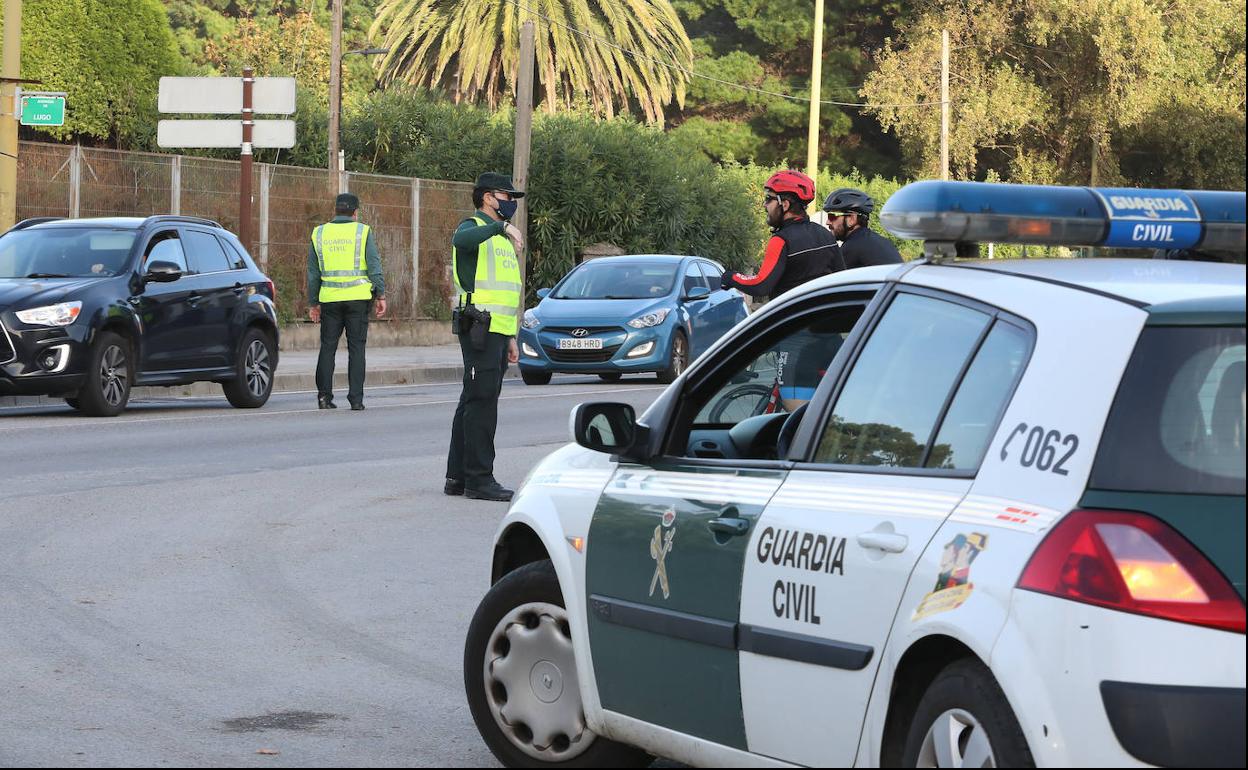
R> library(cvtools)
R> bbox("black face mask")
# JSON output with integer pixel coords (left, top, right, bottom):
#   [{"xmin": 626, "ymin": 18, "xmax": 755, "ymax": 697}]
[{"xmin": 495, "ymin": 198, "xmax": 519, "ymax": 220}]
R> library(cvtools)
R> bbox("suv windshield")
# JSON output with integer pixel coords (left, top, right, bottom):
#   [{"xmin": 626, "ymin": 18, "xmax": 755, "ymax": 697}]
[
  {"xmin": 0, "ymin": 227, "xmax": 137, "ymax": 278},
  {"xmin": 553, "ymin": 261, "xmax": 678, "ymax": 299},
  {"xmin": 1091, "ymin": 326, "xmax": 1246, "ymax": 495}
]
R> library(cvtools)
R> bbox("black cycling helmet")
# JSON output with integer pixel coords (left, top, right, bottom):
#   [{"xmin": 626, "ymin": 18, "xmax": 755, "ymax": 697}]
[{"xmin": 822, "ymin": 187, "xmax": 874, "ymax": 216}]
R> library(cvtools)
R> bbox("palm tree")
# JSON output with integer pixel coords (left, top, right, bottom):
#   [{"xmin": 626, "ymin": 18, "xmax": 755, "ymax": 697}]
[{"xmin": 370, "ymin": 0, "xmax": 693, "ymax": 123}]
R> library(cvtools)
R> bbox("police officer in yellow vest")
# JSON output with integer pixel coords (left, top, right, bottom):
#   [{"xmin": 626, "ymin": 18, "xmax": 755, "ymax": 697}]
[
  {"xmin": 307, "ymin": 193, "xmax": 387, "ymax": 410},
  {"xmin": 444, "ymin": 172, "xmax": 525, "ymax": 502}
]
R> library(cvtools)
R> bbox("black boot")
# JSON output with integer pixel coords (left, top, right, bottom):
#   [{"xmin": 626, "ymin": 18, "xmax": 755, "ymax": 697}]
[
  {"xmin": 464, "ymin": 482, "xmax": 514, "ymax": 502},
  {"xmin": 443, "ymin": 478, "xmax": 465, "ymax": 496},
  {"xmin": 318, "ymin": 394, "xmax": 337, "ymax": 409}
]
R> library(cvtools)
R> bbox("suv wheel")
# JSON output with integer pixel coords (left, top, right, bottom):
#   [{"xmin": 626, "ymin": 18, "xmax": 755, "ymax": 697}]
[
  {"xmin": 223, "ymin": 328, "xmax": 275, "ymax": 408},
  {"xmin": 78, "ymin": 331, "xmax": 131, "ymax": 417},
  {"xmin": 464, "ymin": 560, "xmax": 650, "ymax": 768}
]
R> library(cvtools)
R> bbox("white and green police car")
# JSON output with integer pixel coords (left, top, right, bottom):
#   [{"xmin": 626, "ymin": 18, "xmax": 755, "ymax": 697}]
[{"xmin": 463, "ymin": 181, "xmax": 1246, "ymax": 768}]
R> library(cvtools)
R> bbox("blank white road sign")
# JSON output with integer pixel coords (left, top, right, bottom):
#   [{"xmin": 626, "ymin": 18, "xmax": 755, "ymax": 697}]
[
  {"xmin": 158, "ymin": 77, "xmax": 297, "ymax": 115},
  {"xmin": 157, "ymin": 120, "xmax": 297, "ymax": 149}
]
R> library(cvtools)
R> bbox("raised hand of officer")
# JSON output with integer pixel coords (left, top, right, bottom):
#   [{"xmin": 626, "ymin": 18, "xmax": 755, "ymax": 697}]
[
  {"xmin": 507, "ymin": 337, "xmax": 519, "ymax": 364},
  {"xmin": 308, "ymin": 305, "xmax": 321, "ymax": 323},
  {"xmin": 375, "ymin": 297, "xmax": 388, "ymax": 318},
  {"xmin": 504, "ymin": 222, "xmax": 525, "ymax": 252},
  {"xmin": 720, "ymin": 272, "xmax": 735, "ymax": 290}
]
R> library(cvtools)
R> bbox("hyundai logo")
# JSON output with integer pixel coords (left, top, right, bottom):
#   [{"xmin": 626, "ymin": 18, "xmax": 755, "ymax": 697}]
[{"xmin": 571, "ymin": 328, "xmax": 590, "ymax": 337}]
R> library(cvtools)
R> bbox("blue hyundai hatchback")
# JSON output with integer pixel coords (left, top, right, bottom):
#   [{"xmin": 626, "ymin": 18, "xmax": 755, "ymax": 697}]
[{"xmin": 518, "ymin": 255, "xmax": 748, "ymax": 384}]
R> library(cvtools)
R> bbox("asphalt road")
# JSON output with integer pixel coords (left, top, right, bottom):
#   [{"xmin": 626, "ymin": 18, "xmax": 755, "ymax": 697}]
[{"xmin": 0, "ymin": 375, "xmax": 665, "ymax": 767}]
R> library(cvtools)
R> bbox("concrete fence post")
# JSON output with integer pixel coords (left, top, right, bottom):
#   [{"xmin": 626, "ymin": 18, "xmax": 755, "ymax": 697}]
[
  {"xmin": 411, "ymin": 177, "xmax": 421, "ymax": 317},
  {"xmin": 170, "ymin": 155, "xmax": 181, "ymax": 215},
  {"xmin": 68, "ymin": 145, "xmax": 81, "ymax": 218},
  {"xmin": 258, "ymin": 163, "xmax": 270, "ymax": 271}
]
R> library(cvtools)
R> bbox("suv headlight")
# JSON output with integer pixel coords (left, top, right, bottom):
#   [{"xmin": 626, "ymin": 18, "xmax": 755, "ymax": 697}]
[
  {"xmin": 16, "ymin": 301, "xmax": 82, "ymax": 327},
  {"xmin": 627, "ymin": 308, "xmax": 670, "ymax": 329},
  {"xmin": 522, "ymin": 309, "xmax": 540, "ymax": 329}
]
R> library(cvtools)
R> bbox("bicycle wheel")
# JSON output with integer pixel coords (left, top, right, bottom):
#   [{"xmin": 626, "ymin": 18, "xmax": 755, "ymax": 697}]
[{"xmin": 708, "ymin": 383, "xmax": 772, "ymax": 423}]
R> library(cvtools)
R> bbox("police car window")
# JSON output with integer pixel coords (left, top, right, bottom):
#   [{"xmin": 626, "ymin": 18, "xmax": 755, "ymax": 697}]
[
  {"xmin": 1091, "ymin": 327, "xmax": 1245, "ymax": 495},
  {"xmin": 145, "ymin": 232, "xmax": 187, "ymax": 272},
  {"xmin": 926, "ymin": 320, "xmax": 1030, "ymax": 470},
  {"xmin": 815, "ymin": 293, "xmax": 991, "ymax": 468},
  {"xmin": 183, "ymin": 230, "xmax": 234, "ymax": 274},
  {"xmin": 694, "ymin": 305, "xmax": 863, "ymax": 427}
]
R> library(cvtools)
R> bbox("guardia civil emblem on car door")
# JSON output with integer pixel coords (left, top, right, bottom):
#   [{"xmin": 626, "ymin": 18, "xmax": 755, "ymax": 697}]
[{"xmin": 649, "ymin": 507, "xmax": 677, "ymax": 599}]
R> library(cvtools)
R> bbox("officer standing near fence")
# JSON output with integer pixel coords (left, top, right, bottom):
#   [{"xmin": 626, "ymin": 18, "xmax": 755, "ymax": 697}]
[
  {"xmin": 307, "ymin": 192, "xmax": 387, "ymax": 410},
  {"xmin": 444, "ymin": 172, "xmax": 525, "ymax": 502}
]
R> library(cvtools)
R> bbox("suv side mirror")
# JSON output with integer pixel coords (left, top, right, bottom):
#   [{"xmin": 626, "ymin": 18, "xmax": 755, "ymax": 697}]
[
  {"xmin": 570, "ymin": 402, "xmax": 650, "ymax": 459},
  {"xmin": 144, "ymin": 260, "xmax": 183, "ymax": 283},
  {"xmin": 536, "ymin": 287, "xmax": 552, "ymax": 299},
  {"xmin": 683, "ymin": 285, "xmax": 711, "ymax": 302}
]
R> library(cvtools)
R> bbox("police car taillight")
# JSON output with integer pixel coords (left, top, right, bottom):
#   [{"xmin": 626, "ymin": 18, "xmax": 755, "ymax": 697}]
[{"xmin": 1018, "ymin": 509, "xmax": 1245, "ymax": 634}]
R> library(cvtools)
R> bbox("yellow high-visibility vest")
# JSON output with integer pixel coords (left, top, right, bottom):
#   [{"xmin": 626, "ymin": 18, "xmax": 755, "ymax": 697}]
[
  {"xmin": 454, "ymin": 216, "xmax": 521, "ymax": 335},
  {"xmin": 312, "ymin": 221, "xmax": 373, "ymax": 303}
]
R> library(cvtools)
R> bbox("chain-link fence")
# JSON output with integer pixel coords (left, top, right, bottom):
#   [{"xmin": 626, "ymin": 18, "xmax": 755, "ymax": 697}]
[{"xmin": 16, "ymin": 141, "xmax": 475, "ymax": 322}]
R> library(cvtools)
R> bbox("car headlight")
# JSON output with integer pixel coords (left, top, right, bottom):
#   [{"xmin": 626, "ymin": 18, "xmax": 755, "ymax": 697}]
[
  {"xmin": 522, "ymin": 309, "xmax": 540, "ymax": 329},
  {"xmin": 627, "ymin": 308, "xmax": 670, "ymax": 329},
  {"xmin": 16, "ymin": 301, "xmax": 82, "ymax": 327}
]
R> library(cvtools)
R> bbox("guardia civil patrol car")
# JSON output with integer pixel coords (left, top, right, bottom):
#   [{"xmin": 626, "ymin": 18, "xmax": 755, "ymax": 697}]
[{"xmin": 463, "ymin": 181, "xmax": 1246, "ymax": 768}]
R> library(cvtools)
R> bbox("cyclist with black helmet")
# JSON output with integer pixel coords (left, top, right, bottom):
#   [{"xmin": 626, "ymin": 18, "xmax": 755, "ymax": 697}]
[
  {"xmin": 823, "ymin": 187, "xmax": 903, "ymax": 268},
  {"xmin": 721, "ymin": 170, "xmax": 845, "ymax": 300}
]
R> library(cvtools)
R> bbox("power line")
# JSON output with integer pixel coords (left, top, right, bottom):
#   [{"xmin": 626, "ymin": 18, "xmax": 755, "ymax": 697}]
[{"xmin": 498, "ymin": 0, "xmax": 946, "ymax": 110}]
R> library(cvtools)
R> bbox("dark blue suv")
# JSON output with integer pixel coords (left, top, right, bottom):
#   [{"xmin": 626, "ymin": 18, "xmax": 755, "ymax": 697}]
[{"xmin": 0, "ymin": 215, "xmax": 279, "ymax": 416}]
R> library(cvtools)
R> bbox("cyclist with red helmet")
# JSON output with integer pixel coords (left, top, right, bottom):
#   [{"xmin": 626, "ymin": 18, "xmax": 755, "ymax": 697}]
[{"xmin": 720, "ymin": 170, "xmax": 845, "ymax": 300}]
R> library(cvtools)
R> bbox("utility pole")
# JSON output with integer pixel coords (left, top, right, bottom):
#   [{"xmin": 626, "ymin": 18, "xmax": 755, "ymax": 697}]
[
  {"xmin": 940, "ymin": 28, "xmax": 950, "ymax": 181},
  {"xmin": 512, "ymin": 20, "xmax": 535, "ymax": 293},
  {"xmin": 328, "ymin": 0, "xmax": 342, "ymax": 184},
  {"xmin": 1, "ymin": 0, "xmax": 22, "ymax": 230},
  {"xmin": 805, "ymin": 0, "xmax": 825, "ymax": 209}
]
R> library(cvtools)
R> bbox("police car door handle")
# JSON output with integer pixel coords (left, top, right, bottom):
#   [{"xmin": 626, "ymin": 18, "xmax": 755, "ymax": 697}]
[
  {"xmin": 707, "ymin": 517, "xmax": 751, "ymax": 537},
  {"xmin": 856, "ymin": 531, "xmax": 908, "ymax": 553}
]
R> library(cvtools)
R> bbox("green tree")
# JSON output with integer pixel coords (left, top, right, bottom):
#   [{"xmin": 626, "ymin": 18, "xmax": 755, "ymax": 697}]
[
  {"xmin": 369, "ymin": 0, "xmax": 694, "ymax": 123},
  {"xmin": 860, "ymin": 0, "xmax": 1246, "ymax": 188},
  {"xmin": 3, "ymin": 0, "xmax": 183, "ymax": 145}
]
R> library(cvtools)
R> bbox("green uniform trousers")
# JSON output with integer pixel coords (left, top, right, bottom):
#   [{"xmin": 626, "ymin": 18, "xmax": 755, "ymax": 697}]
[
  {"xmin": 446, "ymin": 331, "xmax": 510, "ymax": 488},
  {"xmin": 315, "ymin": 299, "xmax": 371, "ymax": 405}
]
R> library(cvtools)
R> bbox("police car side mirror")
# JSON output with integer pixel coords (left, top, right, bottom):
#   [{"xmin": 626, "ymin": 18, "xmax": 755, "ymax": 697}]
[
  {"xmin": 536, "ymin": 287, "xmax": 552, "ymax": 299},
  {"xmin": 571, "ymin": 402, "xmax": 649, "ymax": 458},
  {"xmin": 682, "ymin": 286, "xmax": 711, "ymax": 302}
]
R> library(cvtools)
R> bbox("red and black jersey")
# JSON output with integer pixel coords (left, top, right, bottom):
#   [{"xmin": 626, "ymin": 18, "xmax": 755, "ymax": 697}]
[{"xmin": 724, "ymin": 216, "xmax": 844, "ymax": 300}]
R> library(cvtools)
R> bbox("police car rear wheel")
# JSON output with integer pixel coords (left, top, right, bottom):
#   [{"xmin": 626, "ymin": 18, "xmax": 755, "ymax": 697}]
[
  {"xmin": 464, "ymin": 560, "xmax": 650, "ymax": 768},
  {"xmin": 902, "ymin": 658, "xmax": 1033, "ymax": 768}
]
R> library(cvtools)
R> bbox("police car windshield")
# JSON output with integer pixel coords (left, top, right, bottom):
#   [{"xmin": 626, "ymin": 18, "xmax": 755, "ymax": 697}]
[
  {"xmin": 553, "ymin": 261, "xmax": 678, "ymax": 300},
  {"xmin": 0, "ymin": 227, "xmax": 137, "ymax": 279}
]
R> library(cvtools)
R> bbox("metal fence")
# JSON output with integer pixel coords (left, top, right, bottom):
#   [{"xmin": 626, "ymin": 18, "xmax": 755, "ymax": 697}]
[{"xmin": 16, "ymin": 141, "xmax": 475, "ymax": 321}]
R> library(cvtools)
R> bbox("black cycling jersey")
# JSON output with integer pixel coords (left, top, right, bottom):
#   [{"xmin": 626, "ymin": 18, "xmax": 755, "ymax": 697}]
[{"xmin": 841, "ymin": 225, "xmax": 903, "ymax": 269}]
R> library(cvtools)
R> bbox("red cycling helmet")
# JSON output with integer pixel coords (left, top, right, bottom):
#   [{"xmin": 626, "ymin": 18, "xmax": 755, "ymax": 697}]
[{"xmin": 765, "ymin": 170, "xmax": 816, "ymax": 204}]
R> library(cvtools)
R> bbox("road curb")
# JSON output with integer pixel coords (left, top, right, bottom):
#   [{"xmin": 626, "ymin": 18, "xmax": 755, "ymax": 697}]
[{"xmin": 0, "ymin": 365, "xmax": 519, "ymax": 409}]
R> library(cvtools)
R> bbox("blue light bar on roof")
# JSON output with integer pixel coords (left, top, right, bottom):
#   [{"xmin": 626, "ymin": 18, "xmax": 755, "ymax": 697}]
[{"xmin": 879, "ymin": 181, "xmax": 1246, "ymax": 253}]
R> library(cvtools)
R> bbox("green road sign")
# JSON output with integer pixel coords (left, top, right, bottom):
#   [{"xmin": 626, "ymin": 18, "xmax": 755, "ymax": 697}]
[{"xmin": 20, "ymin": 94, "xmax": 66, "ymax": 127}]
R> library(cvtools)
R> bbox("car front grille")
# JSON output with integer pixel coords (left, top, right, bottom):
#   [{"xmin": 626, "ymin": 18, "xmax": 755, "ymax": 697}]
[
  {"xmin": 544, "ymin": 326, "xmax": 625, "ymax": 336},
  {"xmin": 543, "ymin": 344, "xmax": 622, "ymax": 363},
  {"xmin": 0, "ymin": 321, "xmax": 15, "ymax": 364}
]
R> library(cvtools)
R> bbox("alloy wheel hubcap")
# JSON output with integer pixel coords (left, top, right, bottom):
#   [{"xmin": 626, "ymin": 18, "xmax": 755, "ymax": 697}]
[
  {"xmin": 916, "ymin": 708, "xmax": 997, "ymax": 768},
  {"xmin": 483, "ymin": 602, "xmax": 593, "ymax": 762},
  {"xmin": 100, "ymin": 345, "xmax": 128, "ymax": 406},
  {"xmin": 673, "ymin": 338, "xmax": 686, "ymax": 375},
  {"xmin": 245, "ymin": 340, "xmax": 271, "ymax": 397}
]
